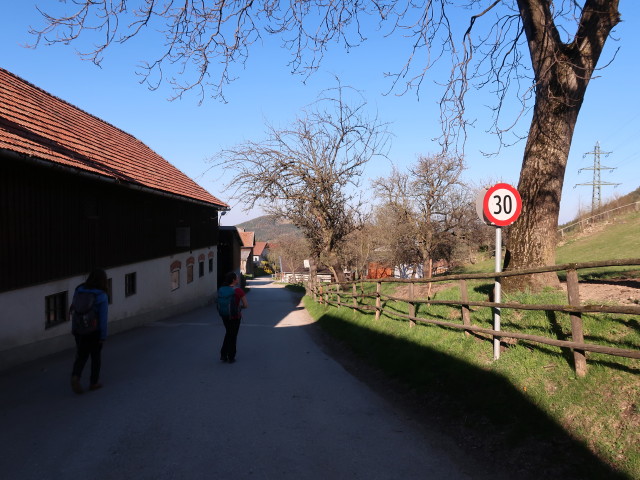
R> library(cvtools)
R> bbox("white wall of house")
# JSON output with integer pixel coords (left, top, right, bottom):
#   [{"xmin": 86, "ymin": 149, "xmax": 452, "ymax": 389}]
[
  {"xmin": 281, "ymin": 272, "xmax": 332, "ymax": 283},
  {"xmin": 394, "ymin": 264, "xmax": 425, "ymax": 279},
  {"xmin": 0, "ymin": 247, "xmax": 219, "ymax": 371}
]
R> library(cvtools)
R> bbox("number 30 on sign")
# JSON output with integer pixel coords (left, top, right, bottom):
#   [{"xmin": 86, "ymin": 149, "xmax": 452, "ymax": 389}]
[{"xmin": 483, "ymin": 183, "xmax": 522, "ymax": 226}]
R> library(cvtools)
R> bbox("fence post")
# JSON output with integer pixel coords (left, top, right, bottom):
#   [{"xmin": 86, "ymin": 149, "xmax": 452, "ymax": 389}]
[
  {"xmin": 318, "ymin": 284, "xmax": 324, "ymax": 305},
  {"xmin": 336, "ymin": 283, "xmax": 341, "ymax": 308},
  {"xmin": 352, "ymin": 283, "xmax": 358, "ymax": 313},
  {"xmin": 459, "ymin": 279, "xmax": 471, "ymax": 336},
  {"xmin": 566, "ymin": 269, "xmax": 587, "ymax": 377},
  {"xmin": 375, "ymin": 281, "xmax": 381, "ymax": 321},
  {"xmin": 409, "ymin": 282, "xmax": 416, "ymax": 328}
]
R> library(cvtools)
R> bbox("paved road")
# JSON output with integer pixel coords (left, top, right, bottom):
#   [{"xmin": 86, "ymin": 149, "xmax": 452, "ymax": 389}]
[{"xmin": 0, "ymin": 279, "xmax": 480, "ymax": 479}]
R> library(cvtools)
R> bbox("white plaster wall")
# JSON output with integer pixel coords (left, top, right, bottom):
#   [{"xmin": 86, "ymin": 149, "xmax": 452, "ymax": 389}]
[{"xmin": 0, "ymin": 247, "xmax": 218, "ymax": 370}]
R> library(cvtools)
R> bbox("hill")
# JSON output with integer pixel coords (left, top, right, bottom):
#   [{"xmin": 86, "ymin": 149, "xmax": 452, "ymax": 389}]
[
  {"xmin": 560, "ymin": 185, "xmax": 640, "ymax": 230},
  {"xmin": 236, "ymin": 215, "xmax": 301, "ymax": 242}
]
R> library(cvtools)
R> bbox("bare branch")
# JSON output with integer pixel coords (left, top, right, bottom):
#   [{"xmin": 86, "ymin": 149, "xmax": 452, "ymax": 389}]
[{"xmin": 210, "ymin": 83, "xmax": 389, "ymax": 281}]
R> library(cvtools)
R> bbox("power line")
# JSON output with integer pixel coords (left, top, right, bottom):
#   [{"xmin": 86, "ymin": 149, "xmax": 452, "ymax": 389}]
[{"xmin": 575, "ymin": 141, "xmax": 620, "ymax": 212}]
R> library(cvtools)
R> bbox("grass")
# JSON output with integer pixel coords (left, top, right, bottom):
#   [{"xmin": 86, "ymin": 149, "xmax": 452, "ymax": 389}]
[
  {"xmin": 556, "ymin": 211, "xmax": 640, "ymax": 264},
  {"xmin": 305, "ymin": 282, "xmax": 640, "ymax": 479},
  {"xmin": 460, "ymin": 210, "xmax": 640, "ymax": 280},
  {"xmin": 284, "ymin": 283, "xmax": 306, "ymax": 294}
]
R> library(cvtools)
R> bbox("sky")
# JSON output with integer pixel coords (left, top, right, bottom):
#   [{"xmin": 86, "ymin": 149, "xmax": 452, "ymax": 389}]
[{"xmin": 2, "ymin": 2, "xmax": 639, "ymax": 226}]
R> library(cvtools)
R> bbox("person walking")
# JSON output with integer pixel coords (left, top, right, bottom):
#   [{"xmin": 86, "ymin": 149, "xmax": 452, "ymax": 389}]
[
  {"xmin": 217, "ymin": 271, "xmax": 248, "ymax": 363},
  {"xmin": 70, "ymin": 269, "xmax": 109, "ymax": 394}
]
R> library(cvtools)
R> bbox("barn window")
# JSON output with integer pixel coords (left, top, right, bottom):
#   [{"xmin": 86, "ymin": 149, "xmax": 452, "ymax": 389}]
[
  {"xmin": 125, "ymin": 272, "xmax": 137, "ymax": 297},
  {"xmin": 171, "ymin": 270, "xmax": 180, "ymax": 291},
  {"xmin": 45, "ymin": 291, "xmax": 68, "ymax": 329},
  {"xmin": 107, "ymin": 278, "xmax": 113, "ymax": 304},
  {"xmin": 187, "ymin": 264, "xmax": 194, "ymax": 283},
  {"xmin": 176, "ymin": 227, "xmax": 190, "ymax": 248}
]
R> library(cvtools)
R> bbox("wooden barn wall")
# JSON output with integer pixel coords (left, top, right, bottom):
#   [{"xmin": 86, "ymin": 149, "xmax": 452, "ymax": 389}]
[
  {"xmin": 1, "ymin": 156, "xmax": 219, "ymax": 293},
  {"xmin": 217, "ymin": 229, "xmax": 241, "ymax": 286}
]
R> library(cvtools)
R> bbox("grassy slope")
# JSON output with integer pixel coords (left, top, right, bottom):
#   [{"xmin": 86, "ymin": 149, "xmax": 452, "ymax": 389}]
[
  {"xmin": 305, "ymin": 210, "xmax": 640, "ymax": 479},
  {"xmin": 556, "ymin": 212, "xmax": 639, "ymax": 263},
  {"xmin": 464, "ymin": 209, "xmax": 639, "ymax": 276}
]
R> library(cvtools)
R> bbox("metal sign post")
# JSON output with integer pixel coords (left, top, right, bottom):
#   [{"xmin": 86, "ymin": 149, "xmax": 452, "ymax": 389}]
[
  {"xmin": 478, "ymin": 183, "xmax": 522, "ymax": 361},
  {"xmin": 493, "ymin": 226, "xmax": 502, "ymax": 360}
]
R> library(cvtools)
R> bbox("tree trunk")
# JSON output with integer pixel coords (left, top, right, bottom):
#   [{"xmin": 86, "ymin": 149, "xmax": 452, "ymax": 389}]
[
  {"xmin": 308, "ymin": 257, "xmax": 319, "ymax": 290},
  {"xmin": 504, "ymin": 92, "xmax": 580, "ymax": 292},
  {"xmin": 504, "ymin": 0, "xmax": 620, "ymax": 293},
  {"xmin": 329, "ymin": 263, "xmax": 345, "ymax": 283}
]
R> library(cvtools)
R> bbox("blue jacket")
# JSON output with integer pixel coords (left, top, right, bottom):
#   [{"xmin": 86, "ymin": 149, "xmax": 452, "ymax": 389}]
[{"xmin": 75, "ymin": 285, "xmax": 109, "ymax": 340}]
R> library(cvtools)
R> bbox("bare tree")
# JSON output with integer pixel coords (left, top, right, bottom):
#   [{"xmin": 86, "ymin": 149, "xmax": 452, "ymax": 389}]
[
  {"xmin": 32, "ymin": 1, "xmax": 622, "ymax": 289},
  {"xmin": 213, "ymin": 85, "xmax": 390, "ymax": 282},
  {"xmin": 373, "ymin": 154, "xmax": 468, "ymax": 276},
  {"xmin": 372, "ymin": 201, "xmax": 422, "ymax": 278},
  {"xmin": 268, "ymin": 234, "xmax": 310, "ymax": 284},
  {"xmin": 332, "ymin": 220, "xmax": 376, "ymax": 281}
]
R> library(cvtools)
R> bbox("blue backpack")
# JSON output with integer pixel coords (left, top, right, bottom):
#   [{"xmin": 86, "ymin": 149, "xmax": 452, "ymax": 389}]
[
  {"xmin": 70, "ymin": 290, "xmax": 98, "ymax": 335},
  {"xmin": 217, "ymin": 286, "xmax": 240, "ymax": 318}
]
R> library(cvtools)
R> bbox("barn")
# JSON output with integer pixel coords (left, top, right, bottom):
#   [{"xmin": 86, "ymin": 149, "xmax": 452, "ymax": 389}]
[{"xmin": 0, "ymin": 68, "xmax": 229, "ymax": 369}]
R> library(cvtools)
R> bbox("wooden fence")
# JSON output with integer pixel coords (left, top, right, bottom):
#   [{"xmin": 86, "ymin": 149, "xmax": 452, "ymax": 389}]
[{"xmin": 307, "ymin": 258, "xmax": 640, "ymax": 377}]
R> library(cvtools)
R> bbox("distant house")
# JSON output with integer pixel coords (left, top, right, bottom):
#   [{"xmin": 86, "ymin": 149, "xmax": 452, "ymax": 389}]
[
  {"xmin": 369, "ymin": 260, "xmax": 449, "ymax": 280},
  {"xmin": 0, "ymin": 68, "xmax": 229, "ymax": 370},
  {"xmin": 252, "ymin": 241, "xmax": 269, "ymax": 266},
  {"xmin": 279, "ymin": 260, "xmax": 332, "ymax": 283},
  {"xmin": 367, "ymin": 262, "xmax": 394, "ymax": 279},
  {"xmin": 238, "ymin": 230, "xmax": 255, "ymax": 276}
]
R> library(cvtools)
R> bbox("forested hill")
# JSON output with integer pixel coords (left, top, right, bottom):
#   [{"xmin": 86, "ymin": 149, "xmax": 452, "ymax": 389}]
[{"xmin": 236, "ymin": 215, "xmax": 300, "ymax": 242}]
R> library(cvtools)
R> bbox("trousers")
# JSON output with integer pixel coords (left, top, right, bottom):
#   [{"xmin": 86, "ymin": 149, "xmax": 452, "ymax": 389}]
[
  {"xmin": 72, "ymin": 332, "xmax": 103, "ymax": 385},
  {"xmin": 220, "ymin": 316, "xmax": 241, "ymax": 361}
]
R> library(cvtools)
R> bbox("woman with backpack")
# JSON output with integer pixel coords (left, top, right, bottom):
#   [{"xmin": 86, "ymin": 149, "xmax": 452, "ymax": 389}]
[
  {"xmin": 70, "ymin": 268, "xmax": 109, "ymax": 394},
  {"xmin": 217, "ymin": 271, "xmax": 249, "ymax": 363}
]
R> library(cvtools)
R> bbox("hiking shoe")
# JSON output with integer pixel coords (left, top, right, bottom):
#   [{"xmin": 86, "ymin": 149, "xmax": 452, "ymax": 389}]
[
  {"xmin": 89, "ymin": 383, "xmax": 103, "ymax": 391},
  {"xmin": 228, "ymin": 358, "xmax": 236, "ymax": 364},
  {"xmin": 71, "ymin": 376, "xmax": 83, "ymax": 394}
]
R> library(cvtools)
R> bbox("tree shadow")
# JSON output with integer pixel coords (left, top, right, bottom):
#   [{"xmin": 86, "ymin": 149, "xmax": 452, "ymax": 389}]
[
  {"xmin": 311, "ymin": 310, "xmax": 631, "ymax": 480},
  {"xmin": 544, "ymin": 310, "xmax": 574, "ymax": 368}
]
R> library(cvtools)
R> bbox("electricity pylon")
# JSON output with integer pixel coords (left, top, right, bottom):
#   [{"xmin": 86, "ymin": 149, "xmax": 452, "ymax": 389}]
[{"xmin": 575, "ymin": 141, "xmax": 620, "ymax": 212}]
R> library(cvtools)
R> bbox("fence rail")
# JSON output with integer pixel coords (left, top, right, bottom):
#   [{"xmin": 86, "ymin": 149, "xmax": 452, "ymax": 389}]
[
  {"xmin": 308, "ymin": 258, "xmax": 640, "ymax": 377},
  {"xmin": 558, "ymin": 201, "xmax": 640, "ymax": 236}
]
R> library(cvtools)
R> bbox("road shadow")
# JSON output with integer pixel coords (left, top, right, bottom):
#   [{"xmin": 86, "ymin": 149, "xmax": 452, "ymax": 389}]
[{"xmin": 305, "ymin": 308, "xmax": 631, "ymax": 480}]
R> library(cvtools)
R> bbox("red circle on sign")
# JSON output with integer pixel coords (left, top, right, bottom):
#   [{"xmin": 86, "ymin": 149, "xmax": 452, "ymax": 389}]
[{"xmin": 483, "ymin": 183, "xmax": 522, "ymax": 226}]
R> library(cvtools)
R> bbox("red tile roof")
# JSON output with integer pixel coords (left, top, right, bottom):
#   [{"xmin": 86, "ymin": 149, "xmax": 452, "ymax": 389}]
[
  {"xmin": 239, "ymin": 231, "xmax": 255, "ymax": 248},
  {"xmin": 0, "ymin": 68, "xmax": 228, "ymax": 208},
  {"xmin": 253, "ymin": 241, "xmax": 268, "ymax": 256}
]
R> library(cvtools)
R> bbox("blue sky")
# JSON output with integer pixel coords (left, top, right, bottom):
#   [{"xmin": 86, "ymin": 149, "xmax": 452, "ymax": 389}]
[{"xmin": 2, "ymin": 2, "xmax": 639, "ymax": 226}]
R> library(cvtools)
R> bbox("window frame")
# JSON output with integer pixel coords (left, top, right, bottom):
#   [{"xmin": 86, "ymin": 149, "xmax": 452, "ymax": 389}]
[
  {"xmin": 125, "ymin": 272, "xmax": 137, "ymax": 297},
  {"xmin": 45, "ymin": 291, "xmax": 68, "ymax": 329}
]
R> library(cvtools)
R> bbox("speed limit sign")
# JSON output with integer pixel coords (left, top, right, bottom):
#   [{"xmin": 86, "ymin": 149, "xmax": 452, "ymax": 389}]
[{"xmin": 483, "ymin": 183, "xmax": 522, "ymax": 226}]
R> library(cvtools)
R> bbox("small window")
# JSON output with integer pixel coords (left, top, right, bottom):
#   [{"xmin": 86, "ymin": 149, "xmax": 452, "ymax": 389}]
[
  {"xmin": 208, "ymin": 258, "xmax": 213, "ymax": 273},
  {"xmin": 106, "ymin": 278, "xmax": 113, "ymax": 304},
  {"xmin": 176, "ymin": 227, "xmax": 190, "ymax": 247},
  {"xmin": 125, "ymin": 272, "xmax": 137, "ymax": 297},
  {"xmin": 199, "ymin": 261, "xmax": 205, "ymax": 278},
  {"xmin": 187, "ymin": 264, "xmax": 194, "ymax": 284},
  {"xmin": 171, "ymin": 269, "xmax": 180, "ymax": 291},
  {"xmin": 45, "ymin": 291, "xmax": 68, "ymax": 329}
]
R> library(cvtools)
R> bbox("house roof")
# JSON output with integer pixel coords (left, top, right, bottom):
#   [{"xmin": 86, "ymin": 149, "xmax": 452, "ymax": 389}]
[
  {"xmin": 239, "ymin": 231, "xmax": 255, "ymax": 248},
  {"xmin": 0, "ymin": 68, "xmax": 228, "ymax": 208},
  {"xmin": 253, "ymin": 241, "xmax": 268, "ymax": 256}
]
